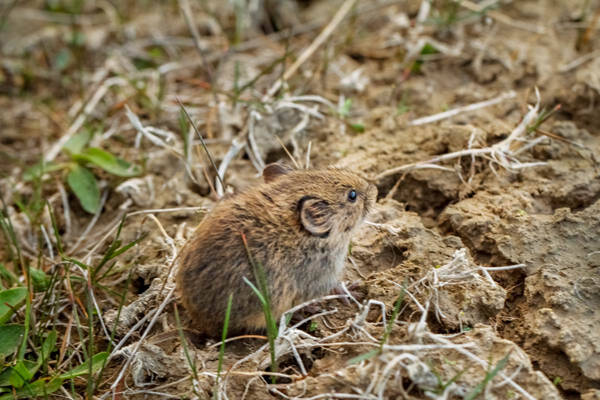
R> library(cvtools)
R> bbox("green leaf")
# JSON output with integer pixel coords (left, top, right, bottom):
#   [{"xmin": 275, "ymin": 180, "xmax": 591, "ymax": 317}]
[
  {"xmin": 63, "ymin": 129, "xmax": 93, "ymax": 155},
  {"xmin": 30, "ymin": 268, "xmax": 50, "ymax": 292},
  {"xmin": 38, "ymin": 331, "xmax": 57, "ymax": 368},
  {"xmin": 338, "ymin": 98, "xmax": 352, "ymax": 117},
  {"xmin": 75, "ymin": 148, "xmax": 141, "ymax": 177},
  {"xmin": 0, "ymin": 264, "xmax": 19, "ymax": 287},
  {"xmin": 348, "ymin": 349, "xmax": 380, "ymax": 365},
  {"xmin": 9, "ymin": 361, "xmax": 32, "ymax": 389},
  {"xmin": 397, "ymin": 103, "xmax": 411, "ymax": 115},
  {"xmin": 9, "ymin": 332, "xmax": 58, "ymax": 386},
  {"xmin": 0, "ymin": 359, "xmax": 49, "ymax": 388},
  {"xmin": 0, "ymin": 325, "xmax": 25, "ymax": 357},
  {"xmin": 412, "ymin": 42, "xmax": 439, "ymax": 74},
  {"xmin": 53, "ymin": 48, "xmax": 71, "ymax": 71},
  {"xmin": 0, "ymin": 377, "xmax": 63, "ymax": 400},
  {"xmin": 420, "ymin": 42, "xmax": 438, "ymax": 55},
  {"xmin": 0, "ymin": 287, "xmax": 27, "ymax": 324},
  {"xmin": 59, "ymin": 352, "xmax": 108, "ymax": 379},
  {"xmin": 23, "ymin": 161, "xmax": 63, "ymax": 182},
  {"xmin": 0, "ymin": 369, "xmax": 10, "ymax": 388},
  {"xmin": 71, "ymin": 31, "xmax": 86, "ymax": 47},
  {"xmin": 411, "ymin": 60, "xmax": 424, "ymax": 73},
  {"xmin": 349, "ymin": 123, "xmax": 365, "ymax": 133},
  {"xmin": 67, "ymin": 165, "xmax": 100, "ymax": 214}
]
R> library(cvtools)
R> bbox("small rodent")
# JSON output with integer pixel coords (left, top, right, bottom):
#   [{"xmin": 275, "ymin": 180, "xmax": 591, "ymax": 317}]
[{"xmin": 177, "ymin": 163, "xmax": 377, "ymax": 337}]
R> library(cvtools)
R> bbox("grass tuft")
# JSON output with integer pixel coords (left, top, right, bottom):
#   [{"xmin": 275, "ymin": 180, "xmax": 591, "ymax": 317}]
[
  {"xmin": 464, "ymin": 352, "xmax": 511, "ymax": 400},
  {"xmin": 240, "ymin": 233, "xmax": 278, "ymax": 383}
]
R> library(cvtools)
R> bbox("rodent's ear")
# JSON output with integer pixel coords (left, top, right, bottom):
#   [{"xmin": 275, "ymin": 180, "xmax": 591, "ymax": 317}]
[
  {"xmin": 263, "ymin": 162, "xmax": 293, "ymax": 183},
  {"xmin": 299, "ymin": 197, "xmax": 332, "ymax": 238}
]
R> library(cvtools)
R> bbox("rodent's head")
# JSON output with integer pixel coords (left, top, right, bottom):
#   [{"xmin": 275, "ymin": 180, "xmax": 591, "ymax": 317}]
[{"xmin": 263, "ymin": 163, "xmax": 377, "ymax": 241}]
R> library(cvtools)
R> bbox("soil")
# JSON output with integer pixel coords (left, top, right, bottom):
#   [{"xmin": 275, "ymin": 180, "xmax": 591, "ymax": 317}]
[{"xmin": 1, "ymin": 0, "xmax": 599, "ymax": 399}]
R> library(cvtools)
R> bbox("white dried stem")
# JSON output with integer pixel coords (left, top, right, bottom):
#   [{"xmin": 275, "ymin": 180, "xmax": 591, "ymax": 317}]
[
  {"xmin": 109, "ymin": 287, "xmax": 176, "ymax": 394},
  {"xmin": 215, "ymin": 136, "xmax": 245, "ymax": 197},
  {"xmin": 460, "ymin": 0, "xmax": 546, "ymax": 34},
  {"xmin": 125, "ymin": 106, "xmax": 179, "ymax": 152},
  {"xmin": 408, "ymin": 91, "xmax": 516, "ymax": 126},
  {"xmin": 559, "ymin": 49, "xmax": 600, "ymax": 73},
  {"xmin": 425, "ymin": 332, "xmax": 536, "ymax": 400},
  {"xmin": 264, "ymin": 0, "xmax": 359, "ymax": 100},
  {"xmin": 40, "ymin": 223, "xmax": 54, "ymax": 259},
  {"xmin": 376, "ymin": 89, "xmax": 543, "ymax": 180}
]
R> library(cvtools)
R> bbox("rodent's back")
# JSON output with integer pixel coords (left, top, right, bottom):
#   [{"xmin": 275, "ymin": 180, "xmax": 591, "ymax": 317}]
[{"xmin": 177, "ymin": 166, "xmax": 377, "ymax": 336}]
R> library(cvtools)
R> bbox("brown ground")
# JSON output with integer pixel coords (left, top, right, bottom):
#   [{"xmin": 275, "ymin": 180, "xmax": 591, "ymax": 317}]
[{"xmin": 1, "ymin": 0, "xmax": 599, "ymax": 399}]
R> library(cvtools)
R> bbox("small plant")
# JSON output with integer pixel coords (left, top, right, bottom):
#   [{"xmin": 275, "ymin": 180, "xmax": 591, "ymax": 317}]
[
  {"xmin": 526, "ymin": 104, "xmax": 562, "ymax": 134},
  {"xmin": 174, "ymin": 303, "xmax": 202, "ymax": 399},
  {"xmin": 214, "ymin": 293, "xmax": 234, "ymax": 399},
  {"xmin": 553, "ymin": 376, "xmax": 562, "ymax": 386},
  {"xmin": 411, "ymin": 43, "xmax": 439, "ymax": 74},
  {"xmin": 0, "ymin": 199, "xmax": 144, "ymax": 398},
  {"xmin": 230, "ymin": 54, "xmax": 289, "ymax": 106},
  {"xmin": 464, "ymin": 352, "xmax": 511, "ymax": 400},
  {"xmin": 338, "ymin": 98, "xmax": 353, "ymax": 118},
  {"xmin": 23, "ymin": 128, "xmax": 141, "ymax": 214},
  {"xmin": 0, "ymin": 294, "xmax": 108, "ymax": 400},
  {"xmin": 348, "ymin": 284, "xmax": 406, "ymax": 364},
  {"xmin": 427, "ymin": 0, "xmax": 498, "ymax": 32},
  {"xmin": 241, "ymin": 233, "xmax": 278, "ymax": 383},
  {"xmin": 0, "ymin": 205, "xmax": 110, "ymax": 399},
  {"xmin": 396, "ymin": 92, "xmax": 412, "ymax": 115},
  {"xmin": 428, "ymin": 0, "xmax": 463, "ymax": 30},
  {"xmin": 336, "ymin": 98, "xmax": 365, "ymax": 133},
  {"xmin": 427, "ymin": 361, "xmax": 467, "ymax": 396}
]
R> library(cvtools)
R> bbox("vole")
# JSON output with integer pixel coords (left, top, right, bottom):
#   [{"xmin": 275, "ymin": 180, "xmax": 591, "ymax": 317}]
[{"xmin": 176, "ymin": 163, "xmax": 377, "ymax": 337}]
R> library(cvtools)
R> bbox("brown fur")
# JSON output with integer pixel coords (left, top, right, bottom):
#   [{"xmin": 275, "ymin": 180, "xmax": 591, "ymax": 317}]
[{"xmin": 176, "ymin": 164, "xmax": 377, "ymax": 337}]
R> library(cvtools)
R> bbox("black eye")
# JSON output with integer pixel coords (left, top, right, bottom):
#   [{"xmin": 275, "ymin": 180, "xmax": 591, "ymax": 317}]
[{"xmin": 348, "ymin": 189, "xmax": 357, "ymax": 202}]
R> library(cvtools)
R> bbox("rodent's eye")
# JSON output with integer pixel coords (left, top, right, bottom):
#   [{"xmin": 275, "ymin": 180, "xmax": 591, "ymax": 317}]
[{"xmin": 348, "ymin": 189, "xmax": 357, "ymax": 202}]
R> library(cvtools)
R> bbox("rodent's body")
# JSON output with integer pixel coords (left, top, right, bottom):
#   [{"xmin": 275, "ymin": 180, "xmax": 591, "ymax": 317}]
[{"xmin": 177, "ymin": 165, "xmax": 377, "ymax": 337}]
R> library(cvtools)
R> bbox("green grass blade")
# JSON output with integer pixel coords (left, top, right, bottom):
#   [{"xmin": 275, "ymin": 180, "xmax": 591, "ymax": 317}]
[
  {"xmin": 347, "ymin": 349, "xmax": 379, "ymax": 365},
  {"xmin": 176, "ymin": 98, "xmax": 225, "ymax": 190},
  {"xmin": 242, "ymin": 277, "xmax": 266, "ymax": 305},
  {"xmin": 465, "ymin": 352, "xmax": 511, "ymax": 400},
  {"xmin": 59, "ymin": 352, "xmax": 108, "ymax": 379},
  {"xmin": 93, "ymin": 272, "xmax": 132, "ymax": 392},
  {"xmin": 217, "ymin": 293, "xmax": 234, "ymax": 384},
  {"xmin": 174, "ymin": 304, "xmax": 201, "ymax": 398},
  {"xmin": 240, "ymin": 233, "xmax": 278, "ymax": 383},
  {"xmin": 381, "ymin": 284, "xmax": 406, "ymax": 350}
]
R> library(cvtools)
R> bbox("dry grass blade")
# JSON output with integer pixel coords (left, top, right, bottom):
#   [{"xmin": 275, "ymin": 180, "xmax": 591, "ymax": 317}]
[
  {"xmin": 177, "ymin": 97, "xmax": 225, "ymax": 192},
  {"xmin": 264, "ymin": 0, "xmax": 359, "ymax": 100}
]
